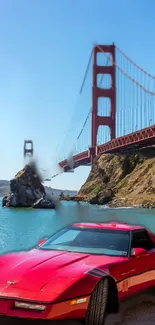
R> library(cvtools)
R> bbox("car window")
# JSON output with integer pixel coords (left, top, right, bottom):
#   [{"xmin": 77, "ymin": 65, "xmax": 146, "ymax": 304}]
[
  {"xmin": 48, "ymin": 229, "xmax": 81, "ymax": 245},
  {"xmin": 131, "ymin": 230, "xmax": 155, "ymax": 251},
  {"xmin": 39, "ymin": 227, "xmax": 130, "ymax": 256}
]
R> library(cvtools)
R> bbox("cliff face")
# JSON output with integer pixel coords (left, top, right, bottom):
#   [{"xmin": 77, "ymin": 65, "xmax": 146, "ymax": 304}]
[
  {"xmin": 77, "ymin": 148, "xmax": 155, "ymax": 208},
  {"xmin": 2, "ymin": 163, "xmax": 55, "ymax": 209}
]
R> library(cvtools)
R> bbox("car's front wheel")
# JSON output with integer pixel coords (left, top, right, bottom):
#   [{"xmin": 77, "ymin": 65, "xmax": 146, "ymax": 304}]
[{"xmin": 85, "ymin": 277, "xmax": 108, "ymax": 325}]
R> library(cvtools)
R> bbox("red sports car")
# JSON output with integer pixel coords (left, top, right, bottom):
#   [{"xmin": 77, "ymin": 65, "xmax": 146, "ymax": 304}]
[{"xmin": 0, "ymin": 221, "xmax": 155, "ymax": 324}]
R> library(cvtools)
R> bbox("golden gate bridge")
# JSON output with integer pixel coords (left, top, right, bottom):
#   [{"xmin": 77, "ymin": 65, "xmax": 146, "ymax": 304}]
[{"xmin": 24, "ymin": 43, "xmax": 155, "ymax": 178}]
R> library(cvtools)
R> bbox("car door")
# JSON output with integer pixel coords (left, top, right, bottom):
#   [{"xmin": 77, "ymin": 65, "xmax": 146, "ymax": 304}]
[
  {"xmin": 127, "ymin": 229, "xmax": 155, "ymax": 295},
  {"xmin": 109, "ymin": 230, "xmax": 139, "ymax": 300},
  {"xmin": 112, "ymin": 256, "xmax": 139, "ymax": 300},
  {"xmin": 111, "ymin": 229, "xmax": 155, "ymax": 300}
]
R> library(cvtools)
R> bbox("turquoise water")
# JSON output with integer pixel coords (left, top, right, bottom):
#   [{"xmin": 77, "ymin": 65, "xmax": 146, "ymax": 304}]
[{"xmin": 0, "ymin": 198, "xmax": 155, "ymax": 255}]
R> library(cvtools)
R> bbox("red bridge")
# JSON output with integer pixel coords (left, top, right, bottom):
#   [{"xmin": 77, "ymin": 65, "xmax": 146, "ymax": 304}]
[{"xmin": 58, "ymin": 44, "xmax": 155, "ymax": 172}]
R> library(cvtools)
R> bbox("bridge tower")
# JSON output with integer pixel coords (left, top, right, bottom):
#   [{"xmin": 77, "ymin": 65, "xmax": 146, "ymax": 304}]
[
  {"xmin": 24, "ymin": 140, "xmax": 34, "ymax": 157},
  {"xmin": 90, "ymin": 44, "xmax": 116, "ymax": 163}
]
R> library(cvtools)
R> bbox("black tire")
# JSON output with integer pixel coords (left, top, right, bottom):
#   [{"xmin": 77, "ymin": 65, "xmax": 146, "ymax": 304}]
[{"xmin": 85, "ymin": 277, "xmax": 109, "ymax": 325}]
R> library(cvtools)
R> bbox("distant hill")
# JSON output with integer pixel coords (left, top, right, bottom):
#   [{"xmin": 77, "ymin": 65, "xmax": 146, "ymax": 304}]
[
  {"xmin": 0, "ymin": 180, "xmax": 77, "ymax": 199},
  {"xmin": 0, "ymin": 180, "xmax": 10, "ymax": 197},
  {"xmin": 0, "ymin": 180, "xmax": 9, "ymax": 186},
  {"xmin": 44, "ymin": 186, "xmax": 77, "ymax": 197}
]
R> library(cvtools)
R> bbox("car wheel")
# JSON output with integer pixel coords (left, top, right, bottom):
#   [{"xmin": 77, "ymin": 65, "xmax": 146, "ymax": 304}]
[{"xmin": 85, "ymin": 277, "xmax": 108, "ymax": 325}]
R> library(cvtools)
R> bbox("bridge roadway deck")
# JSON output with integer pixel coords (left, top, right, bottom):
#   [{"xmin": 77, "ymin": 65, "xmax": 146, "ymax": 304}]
[{"xmin": 59, "ymin": 125, "xmax": 155, "ymax": 171}]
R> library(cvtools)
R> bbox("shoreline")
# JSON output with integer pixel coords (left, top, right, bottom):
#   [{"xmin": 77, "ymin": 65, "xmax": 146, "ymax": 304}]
[{"xmin": 60, "ymin": 194, "xmax": 155, "ymax": 209}]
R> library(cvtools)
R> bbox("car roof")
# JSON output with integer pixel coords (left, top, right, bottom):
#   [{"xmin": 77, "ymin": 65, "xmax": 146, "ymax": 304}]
[{"xmin": 71, "ymin": 222, "xmax": 144, "ymax": 231}]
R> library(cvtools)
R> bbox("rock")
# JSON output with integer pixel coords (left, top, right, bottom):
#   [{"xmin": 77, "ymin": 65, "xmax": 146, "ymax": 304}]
[
  {"xmin": 2, "ymin": 163, "xmax": 55, "ymax": 209},
  {"xmin": 59, "ymin": 192, "xmax": 70, "ymax": 201},
  {"xmin": 59, "ymin": 194, "xmax": 80, "ymax": 202},
  {"xmin": 141, "ymin": 202, "xmax": 155, "ymax": 209},
  {"xmin": 89, "ymin": 190, "xmax": 113, "ymax": 206},
  {"xmin": 32, "ymin": 198, "xmax": 55, "ymax": 209},
  {"xmin": 89, "ymin": 196, "xmax": 99, "ymax": 205}
]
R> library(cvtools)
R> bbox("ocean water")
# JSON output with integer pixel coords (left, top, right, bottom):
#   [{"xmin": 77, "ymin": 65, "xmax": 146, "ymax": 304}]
[{"xmin": 0, "ymin": 198, "xmax": 155, "ymax": 255}]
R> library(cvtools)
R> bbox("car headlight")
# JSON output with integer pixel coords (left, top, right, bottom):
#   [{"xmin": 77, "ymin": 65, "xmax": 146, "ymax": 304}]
[{"xmin": 14, "ymin": 301, "xmax": 46, "ymax": 311}]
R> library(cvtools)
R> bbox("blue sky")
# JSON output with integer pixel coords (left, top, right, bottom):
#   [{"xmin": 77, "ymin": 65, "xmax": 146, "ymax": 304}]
[{"xmin": 0, "ymin": 0, "xmax": 155, "ymax": 190}]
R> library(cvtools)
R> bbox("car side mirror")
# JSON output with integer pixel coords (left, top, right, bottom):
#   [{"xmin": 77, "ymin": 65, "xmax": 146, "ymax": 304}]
[
  {"xmin": 37, "ymin": 238, "xmax": 47, "ymax": 247},
  {"xmin": 132, "ymin": 247, "xmax": 148, "ymax": 257}
]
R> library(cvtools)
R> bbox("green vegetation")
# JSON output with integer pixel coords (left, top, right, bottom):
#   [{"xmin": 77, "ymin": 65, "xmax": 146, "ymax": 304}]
[
  {"xmin": 122, "ymin": 153, "xmax": 144, "ymax": 178},
  {"xmin": 115, "ymin": 174, "xmax": 130, "ymax": 189},
  {"xmin": 90, "ymin": 184, "xmax": 102, "ymax": 196}
]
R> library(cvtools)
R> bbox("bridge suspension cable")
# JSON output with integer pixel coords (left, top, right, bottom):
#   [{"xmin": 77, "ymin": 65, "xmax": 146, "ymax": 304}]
[
  {"xmin": 45, "ymin": 49, "xmax": 93, "ymax": 180},
  {"xmin": 116, "ymin": 45, "xmax": 155, "ymax": 79},
  {"xmin": 76, "ymin": 55, "xmax": 111, "ymax": 139},
  {"xmin": 98, "ymin": 45, "xmax": 155, "ymax": 95},
  {"xmin": 79, "ymin": 49, "xmax": 93, "ymax": 95},
  {"xmin": 70, "ymin": 55, "xmax": 112, "ymax": 154},
  {"xmin": 56, "ymin": 49, "xmax": 93, "ymax": 161}
]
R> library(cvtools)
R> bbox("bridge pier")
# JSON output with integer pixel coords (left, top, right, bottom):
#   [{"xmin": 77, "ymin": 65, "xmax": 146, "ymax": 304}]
[
  {"xmin": 24, "ymin": 140, "xmax": 34, "ymax": 157},
  {"xmin": 91, "ymin": 44, "xmax": 116, "ymax": 160},
  {"xmin": 89, "ymin": 146, "xmax": 97, "ymax": 164}
]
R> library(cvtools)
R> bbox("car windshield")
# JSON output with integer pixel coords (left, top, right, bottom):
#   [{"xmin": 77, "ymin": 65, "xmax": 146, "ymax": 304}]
[{"xmin": 39, "ymin": 226, "xmax": 130, "ymax": 256}]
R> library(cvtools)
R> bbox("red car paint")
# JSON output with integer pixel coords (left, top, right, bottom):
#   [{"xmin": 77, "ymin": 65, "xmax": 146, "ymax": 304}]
[{"xmin": 0, "ymin": 222, "xmax": 155, "ymax": 321}]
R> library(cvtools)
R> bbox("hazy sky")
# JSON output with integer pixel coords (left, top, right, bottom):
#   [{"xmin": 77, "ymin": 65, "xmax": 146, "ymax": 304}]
[{"xmin": 0, "ymin": 0, "xmax": 155, "ymax": 190}]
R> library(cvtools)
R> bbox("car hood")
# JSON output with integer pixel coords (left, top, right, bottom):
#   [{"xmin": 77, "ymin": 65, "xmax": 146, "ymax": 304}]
[{"xmin": 0, "ymin": 249, "xmax": 125, "ymax": 301}]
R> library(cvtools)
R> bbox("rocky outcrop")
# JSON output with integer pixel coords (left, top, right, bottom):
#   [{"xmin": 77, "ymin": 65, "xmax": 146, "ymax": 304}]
[
  {"xmin": 2, "ymin": 163, "xmax": 55, "ymax": 209},
  {"xmin": 76, "ymin": 147, "xmax": 155, "ymax": 208},
  {"xmin": 32, "ymin": 198, "xmax": 55, "ymax": 209}
]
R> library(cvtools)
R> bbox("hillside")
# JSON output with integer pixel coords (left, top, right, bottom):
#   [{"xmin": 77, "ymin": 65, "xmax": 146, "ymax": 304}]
[{"xmin": 77, "ymin": 147, "xmax": 155, "ymax": 208}]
